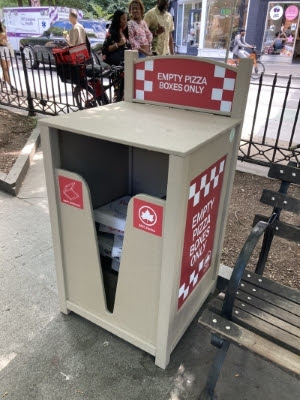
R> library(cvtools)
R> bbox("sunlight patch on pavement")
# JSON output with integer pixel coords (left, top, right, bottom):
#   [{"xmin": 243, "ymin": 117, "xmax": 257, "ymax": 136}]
[{"xmin": 0, "ymin": 352, "xmax": 17, "ymax": 371}]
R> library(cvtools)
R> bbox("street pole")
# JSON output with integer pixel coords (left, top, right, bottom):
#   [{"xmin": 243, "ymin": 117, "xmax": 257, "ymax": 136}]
[{"xmin": 225, "ymin": 0, "xmax": 238, "ymax": 63}]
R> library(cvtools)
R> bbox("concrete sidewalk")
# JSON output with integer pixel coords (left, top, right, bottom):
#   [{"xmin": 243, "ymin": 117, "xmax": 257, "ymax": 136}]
[
  {"xmin": 0, "ymin": 148, "xmax": 299, "ymax": 400},
  {"xmin": 263, "ymin": 60, "xmax": 300, "ymax": 79}
]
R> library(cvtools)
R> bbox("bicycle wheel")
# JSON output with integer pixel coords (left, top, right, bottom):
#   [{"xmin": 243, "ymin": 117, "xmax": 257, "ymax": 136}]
[
  {"xmin": 73, "ymin": 85, "xmax": 97, "ymax": 109},
  {"xmin": 251, "ymin": 61, "xmax": 265, "ymax": 80},
  {"xmin": 112, "ymin": 78, "xmax": 124, "ymax": 103}
]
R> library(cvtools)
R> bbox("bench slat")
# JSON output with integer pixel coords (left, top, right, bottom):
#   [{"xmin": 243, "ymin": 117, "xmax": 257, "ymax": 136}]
[
  {"xmin": 268, "ymin": 163, "xmax": 300, "ymax": 184},
  {"xmin": 253, "ymin": 215, "xmax": 300, "ymax": 242},
  {"xmin": 260, "ymin": 189, "xmax": 300, "ymax": 213},
  {"xmin": 199, "ymin": 309, "xmax": 300, "ymax": 377},
  {"xmin": 208, "ymin": 298, "xmax": 300, "ymax": 354},
  {"xmin": 242, "ymin": 270, "xmax": 300, "ymax": 305},
  {"xmin": 210, "ymin": 297, "xmax": 300, "ymax": 337},
  {"xmin": 236, "ymin": 290, "xmax": 300, "ymax": 328},
  {"xmin": 237, "ymin": 281, "xmax": 300, "ymax": 317}
]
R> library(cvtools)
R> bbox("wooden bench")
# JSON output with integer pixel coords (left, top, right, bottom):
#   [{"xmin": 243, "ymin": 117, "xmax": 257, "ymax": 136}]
[{"xmin": 198, "ymin": 162, "xmax": 300, "ymax": 399}]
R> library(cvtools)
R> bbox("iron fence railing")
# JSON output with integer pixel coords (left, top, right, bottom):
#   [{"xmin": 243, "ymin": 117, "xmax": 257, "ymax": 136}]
[
  {"xmin": 0, "ymin": 50, "xmax": 81, "ymax": 115},
  {"xmin": 0, "ymin": 51, "xmax": 299, "ymax": 167},
  {"xmin": 239, "ymin": 73, "xmax": 300, "ymax": 166},
  {"xmin": 0, "ymin": 49, "xmax": 118, "ymax": 116}
]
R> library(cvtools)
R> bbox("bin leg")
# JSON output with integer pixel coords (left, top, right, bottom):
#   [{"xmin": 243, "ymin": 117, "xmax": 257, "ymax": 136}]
[
  {"xmin": 60, "ymin": 306, "xmax": 71, "ymax": 315},
  {"xmin": 155, "ymin": 347, "xmax": 170, "ymax": 369}
]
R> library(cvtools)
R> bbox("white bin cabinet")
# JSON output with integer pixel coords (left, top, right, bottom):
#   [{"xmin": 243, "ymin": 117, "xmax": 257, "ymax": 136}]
[{"xmin": 40, "ymin": 52, "xmax": 252, "ymax": 368}]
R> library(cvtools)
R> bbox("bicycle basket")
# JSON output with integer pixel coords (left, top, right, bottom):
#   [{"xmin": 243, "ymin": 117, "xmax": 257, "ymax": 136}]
[{"xmin": 52, "ymin": 44, "xmax": 90, "ymax": 84}]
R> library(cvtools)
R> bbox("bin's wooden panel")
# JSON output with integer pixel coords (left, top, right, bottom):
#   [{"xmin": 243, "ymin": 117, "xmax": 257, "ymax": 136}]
[
  {"xmin": 154, "ymin": 125, "xmax": 240, "ymax": 368},
  {"xmin": 55, "ymin": 168, "xmax": 164, "ymax": 348},
  {"xmin": 114, "ymin": 194, "xmax": 165, "ymax": 345},
  {"xmin": 56, "ymin": 169, "xmax": 106, "ymax": 315}
]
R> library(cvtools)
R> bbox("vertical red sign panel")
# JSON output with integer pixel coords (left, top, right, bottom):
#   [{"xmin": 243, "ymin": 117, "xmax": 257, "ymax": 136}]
[
  {"xmin": 134, "ymin": 59, "xmax": 237, "ymax": 112},
  {"xmin": 178, "ymin": 155, "xmax": 227, "ymax": 310},
  {"xmin": 58, "ymin": 175, "xmax": 84, "ymax": 209},
  {"xmin": 133, "ymin": 198, "xmax": 163, "ymax": 237}
]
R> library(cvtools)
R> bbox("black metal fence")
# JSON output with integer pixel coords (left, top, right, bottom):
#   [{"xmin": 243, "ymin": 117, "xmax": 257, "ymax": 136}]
[
  {"xmin": 0, "ymin": 50, "xmax": 118, "ymax": 116},
  {"xmin": 0, "ymin": 50, "xmax": 82, "ymax": 115},
  {"xmin": 239, "ymin": 73, "xmax": 300, "ymax": 166},
  {"xmin": 0, "ymin": 51, "xmax": 299, "ymax": 167}
]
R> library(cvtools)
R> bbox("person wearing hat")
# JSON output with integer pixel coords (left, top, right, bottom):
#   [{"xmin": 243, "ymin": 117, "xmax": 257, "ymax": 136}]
[{"xmin": 232, "ymin": 28, "xmax": 254, "ymax": 59}]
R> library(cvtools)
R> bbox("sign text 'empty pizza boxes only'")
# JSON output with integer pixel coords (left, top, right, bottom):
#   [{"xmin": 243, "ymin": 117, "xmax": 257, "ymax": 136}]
[{"xmin": 40, "ymin": 51, "xmax": 252, "ymax": 368}]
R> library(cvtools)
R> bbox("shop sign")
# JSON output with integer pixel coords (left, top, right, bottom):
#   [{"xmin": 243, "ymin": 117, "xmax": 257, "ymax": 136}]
[
  {"xmin": 178, "ymin": 155, "xmax": 227, "ymax": 310},
  {"xmin": 220, "ymin": 8, "xmax": 231, "ymax": 16},
  {"xmin": 285, "ymin": 5, "xmax": 299, "ymax": 21},
  {"xmin": 58, "ymin": 175, "xmax": 83, "ymax": 209},
  {"xmin": 270, "ymin": 5, "xmax": 283, "ymax": 20},
  {"xmin": 134, "ymin": 59, "xmax": 237, "ymax": 113},
  {"xmin": 133, "ymin": 198, "xmax": 163, "ymax": 237}
]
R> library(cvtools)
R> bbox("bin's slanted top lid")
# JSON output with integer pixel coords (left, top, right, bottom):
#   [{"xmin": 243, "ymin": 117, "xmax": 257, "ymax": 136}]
[{"xmin": 39, "ymin": 102, "xmax": 241, "ymax": 156}]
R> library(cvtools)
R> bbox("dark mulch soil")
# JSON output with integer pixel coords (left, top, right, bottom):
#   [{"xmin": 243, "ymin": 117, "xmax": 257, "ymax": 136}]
[
  {"xmin": 221, "ymin": 171, "xmax": 300, "ymax": 290},
  {"xmin": 0, "ymin": 108, "xmax": 36, "ymax": 175},
  {"xmin": 0, "ymin": 108, "xmax": 299, "ymax": 290}
]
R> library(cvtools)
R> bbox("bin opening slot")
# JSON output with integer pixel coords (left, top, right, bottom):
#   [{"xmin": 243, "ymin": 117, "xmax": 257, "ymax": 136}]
[{"xmin": 59, "ymin": 130, "xmax": 169, "ymax": 312}]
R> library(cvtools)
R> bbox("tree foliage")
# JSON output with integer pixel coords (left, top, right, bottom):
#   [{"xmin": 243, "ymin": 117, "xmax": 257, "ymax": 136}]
[
  {"xmin": 0, "ymin": 0, "xmax": 158, "ymax": 15},
  {"xmin": 88, "ymin": 0, "xmax": 157, "ymax": 15}
]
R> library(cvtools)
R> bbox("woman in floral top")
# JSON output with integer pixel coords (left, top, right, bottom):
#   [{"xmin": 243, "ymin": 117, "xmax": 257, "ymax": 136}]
[{"xmin": 128, "ymin": 0, "xmax": 153, "ymax": 58}]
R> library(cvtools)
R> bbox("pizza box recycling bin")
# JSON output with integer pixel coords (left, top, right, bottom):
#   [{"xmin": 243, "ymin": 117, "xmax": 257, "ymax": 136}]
[{"xmin": 40, "ymin": 51, "xmax": 252, "ymax": 369}]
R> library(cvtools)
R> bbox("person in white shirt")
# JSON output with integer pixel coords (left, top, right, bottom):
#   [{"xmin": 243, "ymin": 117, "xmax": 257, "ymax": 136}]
[{"xmin": 64, "ymin": 10, "xmax": 86, "ymax": 47}]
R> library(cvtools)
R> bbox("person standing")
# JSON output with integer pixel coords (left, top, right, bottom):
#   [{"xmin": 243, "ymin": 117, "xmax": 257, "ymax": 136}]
[
  {"xmin": 102, "ymin": 10, "xmax": 131, "ymax": 101},
  {"xmin": 144, "ymin": 0, "xmax": 174, "ymax": 55},
  {"xmin": 0, "ymin": 21, "xmax": 16, "ymax": 92},
  {"xmin": 64, "ymin": 10, "xmax": 86, "ymax": 47},
  {"xmin": 128, "ymin": 0, "xmax": 153, "ymax": 58},
  {"xmin": 102, "ymin": 10, "xmax": 130, "ymax": 66}
]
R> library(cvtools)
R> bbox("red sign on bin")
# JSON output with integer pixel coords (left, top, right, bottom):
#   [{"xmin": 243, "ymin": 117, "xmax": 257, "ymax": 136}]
[
  {"xmin": 178, "ymin": 155, "xmax": 227, "ymax": 310},
  {"xmin": 133, "ymin": 198, "xmax": 163, "ymax": 237},
  {"xmin": 58, "ymin": 175, "xmax": 83, "ymax": 209},
  {"xmin": 134, "ymin": 59, "xmax": 237, "ymax": 112}
]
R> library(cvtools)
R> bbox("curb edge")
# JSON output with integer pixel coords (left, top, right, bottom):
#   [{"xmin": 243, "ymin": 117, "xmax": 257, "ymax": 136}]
[{"xmin": 0, "ymin": 126, "xmax": 40, "ymax": 196}]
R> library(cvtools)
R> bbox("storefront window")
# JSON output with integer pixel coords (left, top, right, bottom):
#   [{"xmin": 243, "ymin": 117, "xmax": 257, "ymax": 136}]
[
  {"xmin": 262, "ymin": 2, "xmax": 300, "ymax": 58},
  {"xmin": 176, "ymin": 1, "xmax": 202, "ymax": 47},
  {"xmin": 183, "ymin": 3, "xmax": 193, "ymax": 45},
  {"xmin": 204, "ymin": 0, "xmax": 249, "ymax": 49},
  {"xmin": 177, "ymin": 4, "xmax": 184, "ymax": 45}
]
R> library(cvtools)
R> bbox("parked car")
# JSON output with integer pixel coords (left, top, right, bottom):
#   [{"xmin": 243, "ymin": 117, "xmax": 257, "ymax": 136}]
[{"xmin": 19, "ymin": 19, "xmax": 107, "ymax": 68}]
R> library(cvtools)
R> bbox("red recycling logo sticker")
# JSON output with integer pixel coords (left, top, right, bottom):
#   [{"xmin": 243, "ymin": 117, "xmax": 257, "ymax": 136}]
[
  {"xmin": 58, "ymin": 175, "xmax": 83, "ymax": 209},
  {"xmin": 133, "ymin": 198, "xmax": 163, "ymax": 237}
]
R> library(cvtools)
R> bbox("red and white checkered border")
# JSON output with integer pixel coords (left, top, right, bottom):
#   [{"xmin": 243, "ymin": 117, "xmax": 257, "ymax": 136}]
[
  {"xmin": 188, "ymin": 159, "xmax": 225, "ymax": 208},
  {"xmin": 135, "ymin": 62, "xmax": 236, "ymax": 112},
  {"xmin": 135, "ymin": 60, "xmax": 154, "ymax": 100},
  {"xmin": 178, "ymin": 251, "xmax": 212, "ymax": 302},
  {"xmin": 211, "ymin": 66, "xmax": 236, "ymax": 112}
]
